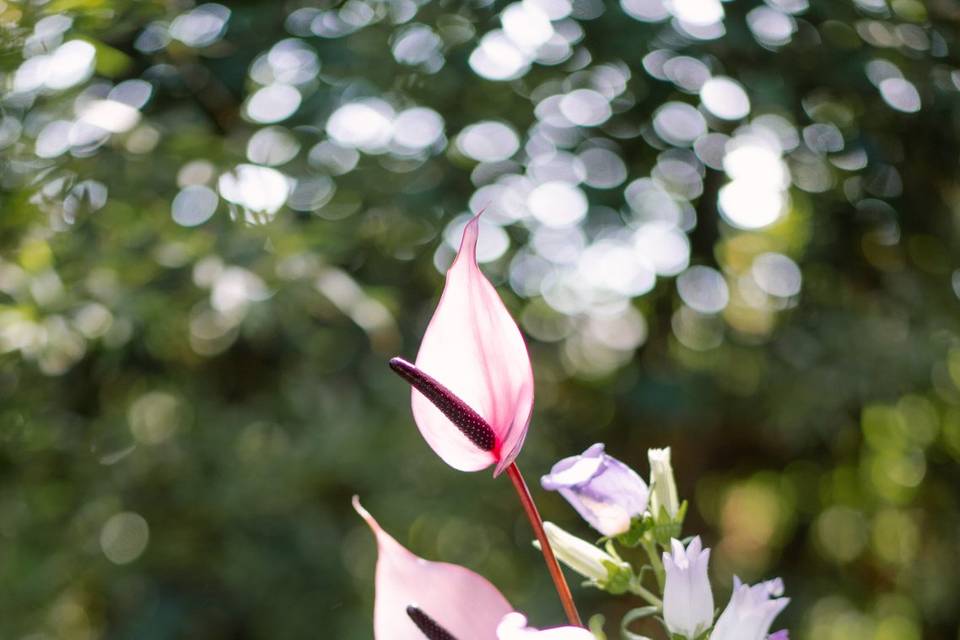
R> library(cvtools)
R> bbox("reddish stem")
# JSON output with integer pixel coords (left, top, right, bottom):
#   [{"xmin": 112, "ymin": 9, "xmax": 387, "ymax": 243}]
[{"xmin": 506, "ymin": 462, "xmax": 583, "ymax": 628}]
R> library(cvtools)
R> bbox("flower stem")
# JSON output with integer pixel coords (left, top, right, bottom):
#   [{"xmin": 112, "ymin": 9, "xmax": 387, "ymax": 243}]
[
  {"xmin": 628, "ymin": 580, "xmax": 663, "ymax": 608},
  {"xmin": 506, "ymin": 462, "xmax": 583, "ymax": 628},
  {"xmin": 640, "ymin": 538, "xmax": 665, "ymax": 592}
]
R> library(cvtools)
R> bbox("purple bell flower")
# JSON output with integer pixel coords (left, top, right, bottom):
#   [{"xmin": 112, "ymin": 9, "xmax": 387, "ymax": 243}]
[
  {"xmin": 709, "ymin": 577, "xmax": 789, "ymax": 640},
  {"xmin": 541, "ymin": 443, "xmax": 649, "ymax": 537}
]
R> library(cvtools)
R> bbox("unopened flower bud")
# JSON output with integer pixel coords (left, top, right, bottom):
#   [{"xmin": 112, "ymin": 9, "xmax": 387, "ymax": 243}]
[
  {"xmin": 648, "ymin": 447, "xmax": 680, "ymax": 520},
  {"xmin": 538, "ymin": 522, "xmax": 631, "ymax": 590}
]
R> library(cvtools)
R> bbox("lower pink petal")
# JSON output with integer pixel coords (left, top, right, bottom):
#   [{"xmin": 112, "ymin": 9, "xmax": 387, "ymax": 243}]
[{"xmin": 354, "ymin": 497, "xmax": 514, "ymax": 640}]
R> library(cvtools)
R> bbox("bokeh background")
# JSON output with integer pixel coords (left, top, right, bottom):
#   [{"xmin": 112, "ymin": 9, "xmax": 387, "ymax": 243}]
[{"xmin": 1, "ymin": 0, "xmax": 959, "ymax": 638}]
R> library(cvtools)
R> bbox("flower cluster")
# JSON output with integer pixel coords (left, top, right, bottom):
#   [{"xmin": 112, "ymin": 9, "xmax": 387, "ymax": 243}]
[
  {"xmin": 357, "ymin": 216, "xmax": 790, "ymax": 640},
  {"xmin": 540, "ymin": 444, "xmax": 789, "ymax": 640}
]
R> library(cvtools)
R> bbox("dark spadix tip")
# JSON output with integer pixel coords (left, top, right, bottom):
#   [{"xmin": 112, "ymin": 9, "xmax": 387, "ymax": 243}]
[
  {"xmin": 406, "ymin": 605, "xmax": 459, "ymax": 640},
  {"xmin": 388, "ymin": 357, "xmax": 496, "ymax": 452}
]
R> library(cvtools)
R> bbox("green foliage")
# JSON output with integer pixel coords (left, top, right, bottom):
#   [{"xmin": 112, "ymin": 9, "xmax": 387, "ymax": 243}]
[
  {"xmin": 649, "ymin": 502, "xmax": 688, "ymax": 548},
  {"xmin": 1, "ymin": 0, "xmax": 960, "ymax": 638}
]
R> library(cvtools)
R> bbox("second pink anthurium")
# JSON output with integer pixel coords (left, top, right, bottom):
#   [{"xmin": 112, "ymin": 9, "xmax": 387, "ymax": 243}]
[
  {"xmin": 392, "ymin": 214, "xmax": 534, "ymax": 476},
  {"xmin": 354, "ymin": 497, "xmax": 595, "ymax": 640},
  {"xmin": 353, "ymin": 496, "xmax": 513, "ymax": 640}
]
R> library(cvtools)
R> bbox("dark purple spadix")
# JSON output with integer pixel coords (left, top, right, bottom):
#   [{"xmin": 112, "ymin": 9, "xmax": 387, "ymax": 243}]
[
  {"xmin": 406, "ymin": 605, "xmax": 459, "ymax": 640},
  {"xmin": 389, "ymin": 357, "xmax": 496, "ymax": 452}
]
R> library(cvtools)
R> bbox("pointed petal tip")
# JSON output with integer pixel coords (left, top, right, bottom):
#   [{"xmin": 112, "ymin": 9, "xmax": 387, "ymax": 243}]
[
  {"xmin": 670, "ymin": 538, "xmax": 685, "ymax": 557},
  {"xmin": 361, "ymin": 500, "xmax": 514, "ymax": 640},
  {"xmin": 352, "ymin": 496, "xmax": 383, "ymax": 538},
  {"xmin": 454, "ymin": 215, "xmax": 480, "ymax": 267},
  {"xmin": 688, "ymin": 535, "xmax": 703, "ymax": 555},
  {"xmin": 352, "ymin": 495, "xmax": 371, "ymax": 522}
]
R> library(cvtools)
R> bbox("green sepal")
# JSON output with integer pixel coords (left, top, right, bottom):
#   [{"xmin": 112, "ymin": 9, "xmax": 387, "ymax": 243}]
[
  {"xmin": 651, "ymin": 500, "xmax": 688, "ymax": 546},
  {"xmin": 600, "ymin": 559, "xmax": 633, "ymax": 595},
  {"xmin": 669, "ymin": 627, "xmax": 713, "ymax": 640},
  {"xmin": 616, "ymin": 515, "xmax": 654, "ymax": 548}
]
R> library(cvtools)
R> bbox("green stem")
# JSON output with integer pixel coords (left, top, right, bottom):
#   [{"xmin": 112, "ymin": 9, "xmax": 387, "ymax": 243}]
[
  {"xmin": 641, "ymin": 538, "xmax": 665, "ymax": 592},
  {"xmin": 628, "ymin": 580, "xmax": 663, "ymax": 608}
]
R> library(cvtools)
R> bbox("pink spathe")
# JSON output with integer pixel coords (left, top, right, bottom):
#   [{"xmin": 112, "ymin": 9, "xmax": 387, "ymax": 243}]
[
  {"xmin": 412, "ymin": 214, "xmax": 534, "ymax": 475},
  {"xmin": 353, "ymin": 496, "xmax": 514, "ymax": 640}
]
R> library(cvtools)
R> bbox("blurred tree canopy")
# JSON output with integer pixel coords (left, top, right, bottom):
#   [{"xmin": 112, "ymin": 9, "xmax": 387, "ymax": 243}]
[{"xmin": 1, "ymin": 0, "xmax": 959, "ymax": 638}]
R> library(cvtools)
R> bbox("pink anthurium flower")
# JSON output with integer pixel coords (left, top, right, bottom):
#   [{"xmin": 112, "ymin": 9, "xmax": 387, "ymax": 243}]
[
  {"xmin": 353, "ymin": 496, "xmax": 513, "ymax": 640},
  {"xmin": 391, "ymin": 214, "xmax": 534, "ymax": 476},
  {"xmin": 387, "ymin": 216, "xmax": 580, "ymax": 628}
]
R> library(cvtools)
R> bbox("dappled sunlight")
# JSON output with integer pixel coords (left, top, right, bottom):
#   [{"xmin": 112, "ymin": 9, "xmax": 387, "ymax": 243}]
[{"xmin": 1, "ymin": 0, "xmax": 958, "ymax": 638}]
